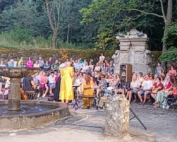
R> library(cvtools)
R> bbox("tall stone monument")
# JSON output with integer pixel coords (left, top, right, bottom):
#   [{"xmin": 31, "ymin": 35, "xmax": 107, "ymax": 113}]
[{"xmin": 112, "ymin": 29, "xmax": 151, "ymax": 74}]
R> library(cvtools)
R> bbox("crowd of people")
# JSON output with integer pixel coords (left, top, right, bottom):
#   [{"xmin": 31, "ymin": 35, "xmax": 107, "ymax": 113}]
[{"xmin": 0, "ymin": 53, "xmax": 176, "ymax": 110}]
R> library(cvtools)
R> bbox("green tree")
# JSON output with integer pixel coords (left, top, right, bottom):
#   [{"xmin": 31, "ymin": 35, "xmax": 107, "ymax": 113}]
[{"xmin": 80, "ymin": 0, "xmax": 174, "ymax": 51}]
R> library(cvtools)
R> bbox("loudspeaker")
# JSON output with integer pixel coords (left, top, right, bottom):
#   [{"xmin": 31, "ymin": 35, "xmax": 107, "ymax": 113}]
[{"xmin": 120, "ymin": 64, "xmax": 132, "ymax": 82}]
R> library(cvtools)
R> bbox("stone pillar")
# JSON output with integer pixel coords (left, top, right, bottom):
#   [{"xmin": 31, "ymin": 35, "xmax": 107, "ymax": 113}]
[
  {"xmin": 104, "ymin": 94, "xmax": 130, "ymax": 137},
  {"xmin": 8, "ymin": 78, "xmax": 21, "ymax": 111}
]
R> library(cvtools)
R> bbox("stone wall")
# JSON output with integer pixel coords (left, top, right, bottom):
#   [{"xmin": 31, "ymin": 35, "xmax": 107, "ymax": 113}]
[{"xmin": 0, "ymin": 48, "xmax": 114, "ymax": 63}]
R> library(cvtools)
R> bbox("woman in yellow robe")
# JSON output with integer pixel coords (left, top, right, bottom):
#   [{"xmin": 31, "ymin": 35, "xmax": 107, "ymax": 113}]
[
  {"xmin": 60, "ymin": 62, "xmax": 74, "ymax": 104},
  {"xmin": 82, "ymin": 74, "xmax": 95, "ymax": 109}
]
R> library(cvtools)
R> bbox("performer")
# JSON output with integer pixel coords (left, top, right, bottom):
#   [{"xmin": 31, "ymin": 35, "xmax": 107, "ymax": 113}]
[
  {"xmin": 82, "ymin": 73, "xmax": 94, "ymax": 109},
  {"xmin": 60, "ymin": 62, "xmax": 74, "ymax": 104}
]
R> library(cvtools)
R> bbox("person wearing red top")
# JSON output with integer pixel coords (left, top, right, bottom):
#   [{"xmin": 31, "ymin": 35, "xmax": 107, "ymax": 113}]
[
  {"xmin": 168, "ymin": 84, "xmax": 177, "ymax": 97},
  {"xmin": 151, "ymin": 77, "xmax": 164, "ymax": 100},
  {"xmin": 154, "ymin": 76, "xmax": 175, "ymax": 108}
]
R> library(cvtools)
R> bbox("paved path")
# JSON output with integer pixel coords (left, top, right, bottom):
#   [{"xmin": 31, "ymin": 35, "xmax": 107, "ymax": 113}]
[{"xmin": 0, "ymin": 103, "xmax": 177, "ymax": 142}]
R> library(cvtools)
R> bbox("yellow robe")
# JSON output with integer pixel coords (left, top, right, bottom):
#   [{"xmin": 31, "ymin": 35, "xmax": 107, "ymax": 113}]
[{"xmin": 60, "ymin": 67, "xmax": 74, "ymax": 101}]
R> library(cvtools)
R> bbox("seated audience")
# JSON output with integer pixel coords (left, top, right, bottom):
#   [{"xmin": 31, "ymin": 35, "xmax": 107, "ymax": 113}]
[
  {"xmin": 48, "ymin": 71, "xmax": 56, "ymax": 96},
  {"xmin": 167, "ymin": 64, "xmax": 176, "ymax": 77},
  {"xmin": 96, "ymin": 74, "xmax": 107, "ymax": 97},
  {"xmin": 26, "ymin": 57, "xmax": 33, "ymax": 68},
  {"xmin": 43, "ymin": 60, "xmax": 51, "ymax": 72},
  {"xmin": 126, "ymin": 74, "xmax": 140, "ymax": 102},
  {"xmin": 137, "ymin": 74, "xmax": 153, "ymax": 105},
  {"xmin": 33, "ymin": 60, "xmax": 40, "ymax": 68},
  {"xmin": 39, "ymin": 71, "xmax": 48, "ymax": 97},
  {"xmin": 0, "ymin": 60, "xmax": 6, "ymax": 67},
  {"xmin": 154, "ymin": 76, "xmax": 174, "ymax": 108},
  {"xmin": 151, "ymin": 77, "xmax": 164, "ymax": 101},
  {"xmin": 52, "ymin": 60, "xmax": 60, "ymax": 71}
]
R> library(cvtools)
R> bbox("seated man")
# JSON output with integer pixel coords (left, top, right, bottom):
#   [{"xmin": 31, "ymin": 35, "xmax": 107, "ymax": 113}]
[
  {"xmin": 126, "ymin": 74, "xmax": 140, "ymax": 102},
  {"xmin": 137, "ymin": 74, "xmax": 153, "ymax": 105}
]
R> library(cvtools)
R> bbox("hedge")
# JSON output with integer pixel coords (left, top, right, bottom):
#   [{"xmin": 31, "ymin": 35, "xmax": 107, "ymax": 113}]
[{"xmin": 0, "ymin": 48, "xmax": 162, "ymax": 66}]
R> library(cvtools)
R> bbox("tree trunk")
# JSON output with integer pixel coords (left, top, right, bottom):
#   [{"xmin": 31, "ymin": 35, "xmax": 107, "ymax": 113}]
[
  {"xmin": 45, "ymin": 0, "xmax": 57, "ymax": 49},
  {"xmin": 162, "ymin": 0, "xmax": 172, "ymax": 52},
  {"xmin": 52, "ymin": 30, "xmax": 57, "ymax": 49},
  {"xmin": 67, "ymin": 24, "xmax": 70, "ymax": 43},
  {"xmin": 162, "ymin": 0, "xmax": 172, "ymax": 70}
]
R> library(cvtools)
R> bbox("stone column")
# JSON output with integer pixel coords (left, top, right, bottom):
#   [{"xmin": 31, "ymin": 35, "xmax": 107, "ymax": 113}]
[
  {"xmin": 8, "ymin": 78, "xmax": 21, "ymax": 111},
  {"xmin": 104, "ymin": 94, "xmax": 130, "ymax": 137}
]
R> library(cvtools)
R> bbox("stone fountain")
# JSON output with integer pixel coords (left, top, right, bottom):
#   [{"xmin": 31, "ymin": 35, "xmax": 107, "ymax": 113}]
[
  {"xmin": 0, "ymin": 67, "xmax": 39, "ymax": 111},
  {"xmin": 0, "ymin": 67, "xmax": 70, "ymax": 131}
]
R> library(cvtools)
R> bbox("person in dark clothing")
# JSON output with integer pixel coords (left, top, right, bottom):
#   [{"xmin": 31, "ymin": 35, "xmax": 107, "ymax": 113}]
[
  {"xmin": 54, "ymin": 76, "xmax": 61, "ymax": 102},
  {"xmin": 22, "ymin": 76, "xmax": 35, "ymax": 92}
]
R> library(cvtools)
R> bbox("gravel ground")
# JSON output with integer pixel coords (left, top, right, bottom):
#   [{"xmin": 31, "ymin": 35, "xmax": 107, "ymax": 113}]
[{"xmin": 0, "ymin": 103, "xmax": 177, "ymax": 142}]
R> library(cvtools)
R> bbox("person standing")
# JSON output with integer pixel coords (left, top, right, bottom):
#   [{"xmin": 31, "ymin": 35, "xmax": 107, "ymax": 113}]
[
  {"xmin": 60, "ymin": 62, "xmax": 74, "ymax": 104},
  {"xmin": 155, "ymin": 62, "xmax": 163, "ymax": 77}
]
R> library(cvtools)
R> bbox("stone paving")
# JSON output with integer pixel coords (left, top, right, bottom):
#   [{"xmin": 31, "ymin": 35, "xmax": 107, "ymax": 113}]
[{"xmin": 0, "ymin": 103, "xmax": 177, "ymax": 142}]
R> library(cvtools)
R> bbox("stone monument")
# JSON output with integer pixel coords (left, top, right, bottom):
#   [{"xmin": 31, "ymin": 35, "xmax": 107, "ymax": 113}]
[
  {"xmin": 104, "ymin": 94, "xmax": 131, "ymax": 138},
  {"xmin": 112, "ymin": 29, "xmax": 151, "ymax": 74}
]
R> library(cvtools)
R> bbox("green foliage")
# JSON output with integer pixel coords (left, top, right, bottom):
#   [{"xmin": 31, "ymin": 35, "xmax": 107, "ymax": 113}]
[
  {"xmin": 10, "ymin": 24, "xmax": 33, "ymax": 43},
  {"xmin": 163, "ymin": 22, "xmax": 177, "ymax": 48},
  {"xmin": 160, "ymin": 22, "xmax": 177, "ymax": 62},
  {"xmin": 159, "ymin": 47, "xmax": 177, "ymax": 62},
  {"xmin": 80, "ymin": 0, "xmax": 166, "ymax": 50}
]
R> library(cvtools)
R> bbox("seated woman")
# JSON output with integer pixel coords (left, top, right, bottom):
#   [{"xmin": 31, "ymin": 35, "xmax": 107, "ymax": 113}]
[
  {"xmin": 96, "ymin": 74, "xmax": 107, "ymax": 97},
  {"xmin": 39, "ymin": 71, "xmax": 49, "ymax": 97},
  {"xmin": 81, "ymin": 73, "xmax": 95, "ymax": 109},
  {"xmin": 170, "ymin": 84, "xmax": 177, "ymax": 105},
  {"xmin": 167, "ymin": 65, "xmax": 177, "ymax": 77},
  {"xmin": 151, "ymin": 77, "xmax": 164, "ymax": 101},
  {"xmin": 154, "ymin": 76, "xmax": 174, "ymax": 108}
]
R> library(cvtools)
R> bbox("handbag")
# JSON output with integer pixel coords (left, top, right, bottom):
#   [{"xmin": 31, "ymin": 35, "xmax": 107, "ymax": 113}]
[{"xmin": 152, "ymin": 89, "xmax": 158, "ymax": 94}]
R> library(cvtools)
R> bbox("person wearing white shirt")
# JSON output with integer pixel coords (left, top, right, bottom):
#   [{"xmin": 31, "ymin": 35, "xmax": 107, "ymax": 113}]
[
  {"xmin": 137, "ymin": 74, "xmax": 153, "ymax": 105},
  {"xmin": 126, "ymin": 74, "xmax": 140, "ymax": 102},
  {"xmin": 99, "ymin": 53, "xmax": 105, "ymax": 62},
  {"xmin": 48, "ymin": 72, "xmax": 56, "ymax": 96}
]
